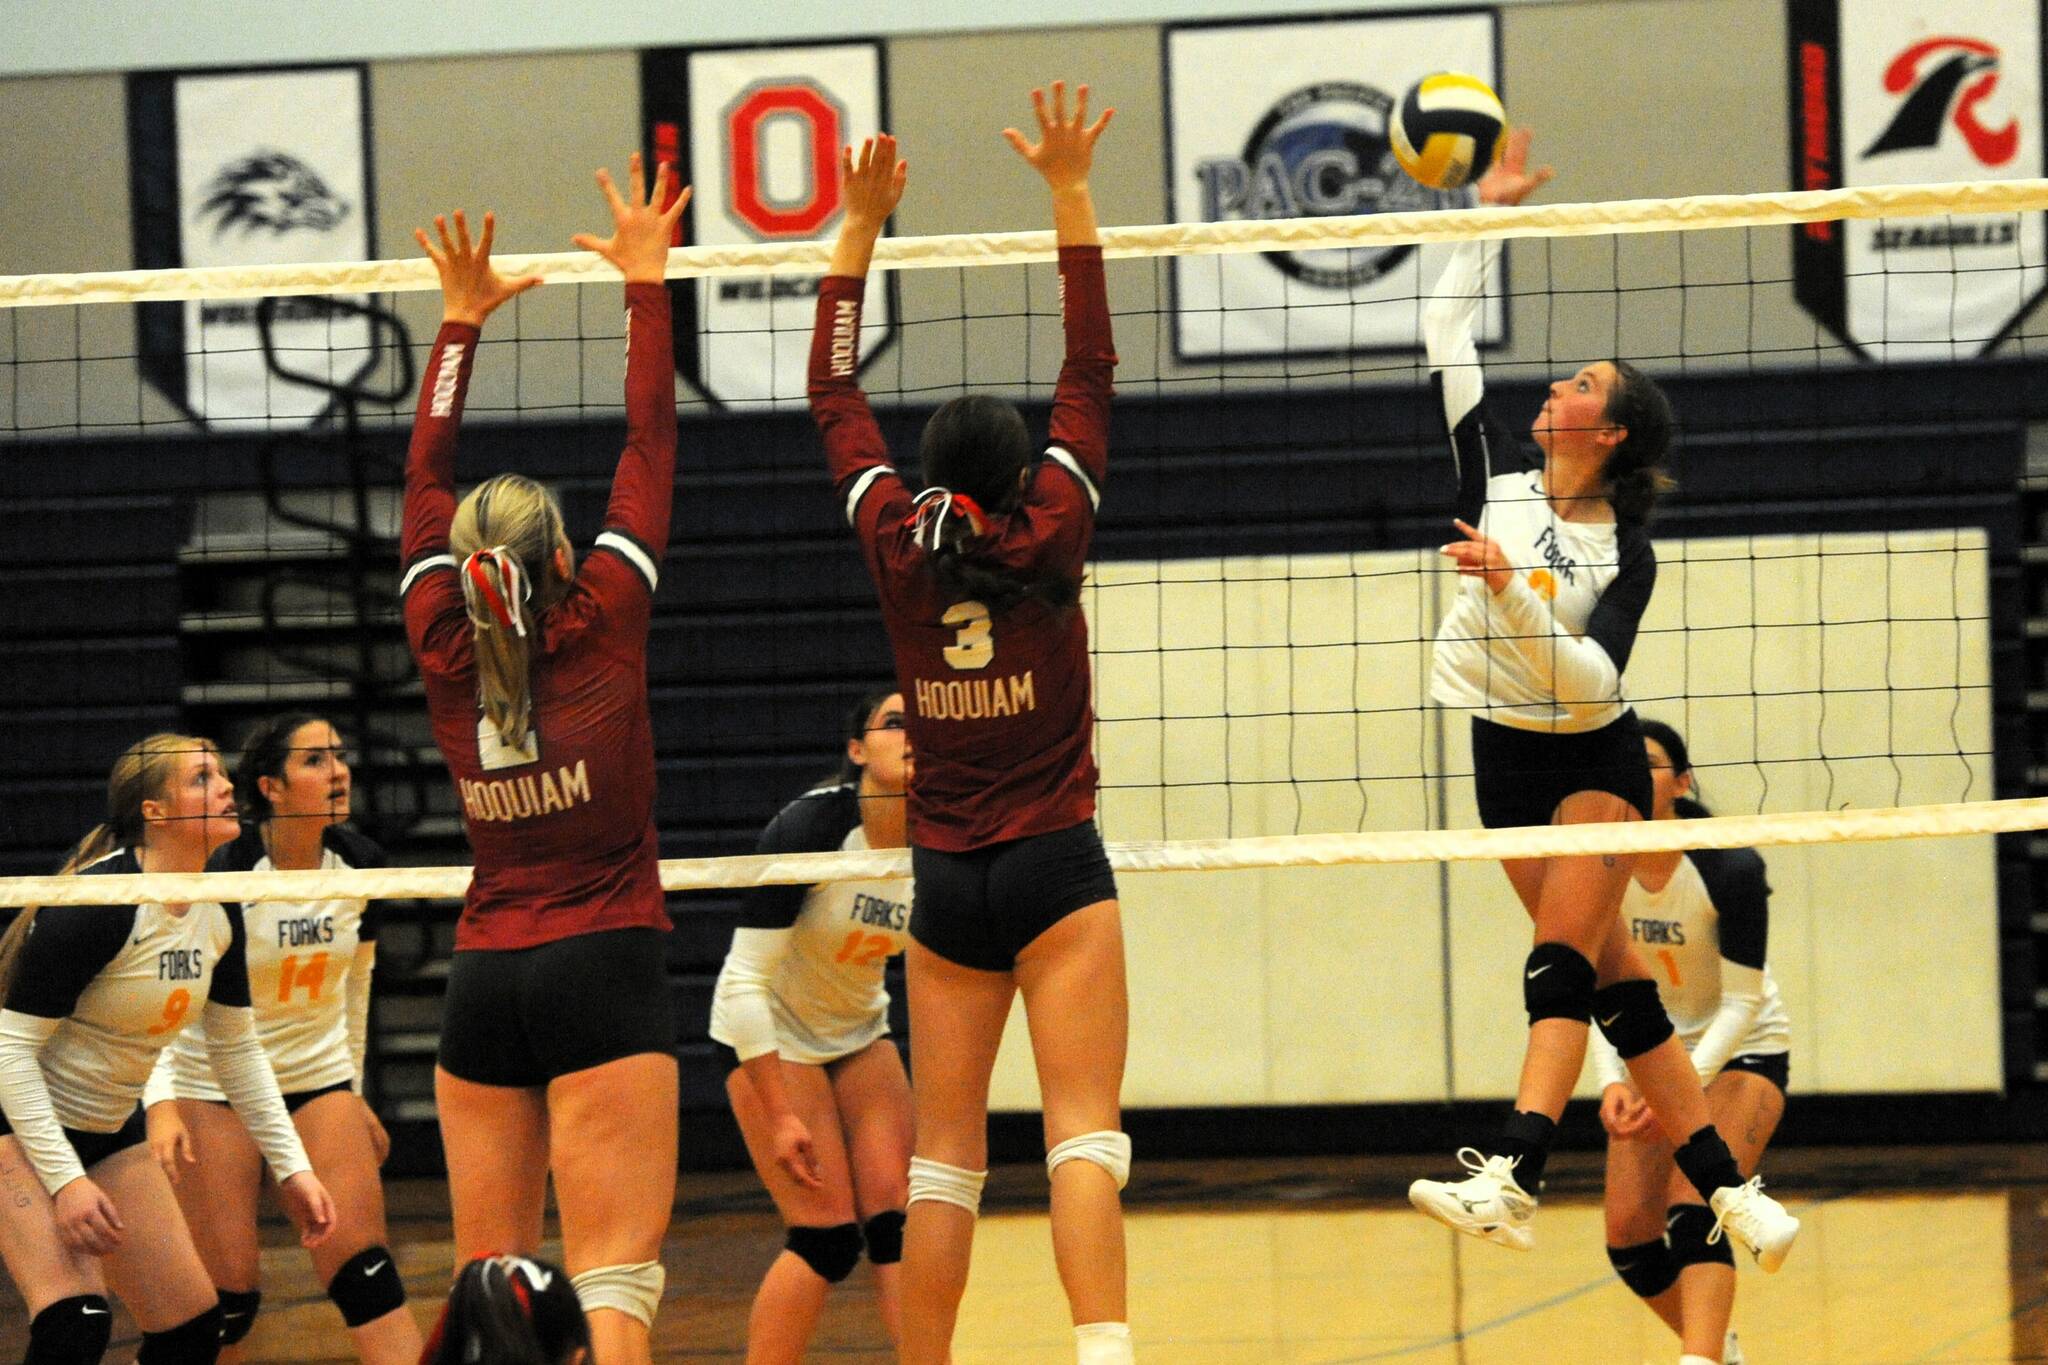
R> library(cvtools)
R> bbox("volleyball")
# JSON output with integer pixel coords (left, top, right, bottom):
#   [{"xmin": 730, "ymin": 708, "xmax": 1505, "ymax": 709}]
[{"xmin": 1390, "ymin": 72, "xmax": 1508, "ymax": 190}]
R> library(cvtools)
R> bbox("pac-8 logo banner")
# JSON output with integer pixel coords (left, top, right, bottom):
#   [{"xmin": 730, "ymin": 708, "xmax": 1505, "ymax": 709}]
[
  {"xmin": 1165, "ymin": 11, "xmax": 1502, "ymax": 360},
  {"xmin": 1789, "ymin": 0, "xmax": 2047, "ymax": 360},
  {"xmin": 641, "ymin": 42, "xmax": 893, "ymax": 407}
]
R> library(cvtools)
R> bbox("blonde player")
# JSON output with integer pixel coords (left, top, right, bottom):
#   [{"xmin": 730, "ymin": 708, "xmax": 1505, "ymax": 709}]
[
  {"xmin": 1404, "ymin": 129, "xmax": 1796, "ymax": 1269},
  {"xmin": 710, "ymin": 689, "xmax": 915, "ymax": 1361},
  {"xmin": 402, "ymin": 158, "xmax": 687, "ymax": 1365},
  {"xmin": 0, "ymin": 734, "xmax": 334, "ymax": 1364},
  {"xmin": 142, "ymin": 714, "xmax": 421, "ymax": 1363},
  {"xmin": 809, "ymin": 86, "xmax": 1129, "ymax": 1365},
  {"xmin": 1595, "ymin": 720, "xmax": 1788, "ymax": 1365}
]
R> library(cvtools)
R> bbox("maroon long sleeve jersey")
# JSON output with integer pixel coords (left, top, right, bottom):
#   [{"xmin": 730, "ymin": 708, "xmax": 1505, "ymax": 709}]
[
  {"xmin": 400, "ymin": 285, "xmax": 677, "ymax": 950},
  {"xmin": 808, "ymin": 246, "xmax": 1116, "ymax": 851}
]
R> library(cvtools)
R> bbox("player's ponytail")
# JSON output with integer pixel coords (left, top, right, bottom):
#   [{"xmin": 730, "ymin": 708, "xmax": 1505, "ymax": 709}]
[
  {"xmin": 917, "ymin": 395, "xmax": 1081, "ymax": 613},
  {"xmin": 1638, "ymin": 717, "xmax": 1712, "ymax": 818},
  {"xmin": 1602, "ymin": 360, "xmax": 1676, "ymax": 528},
  {"xmin": 0, "ymin": 733, "xmax": 215, "ymax": 1005},
  {"xmin": 451, "ymin": 475, "xmax": 574, "ymax": 753},
  {"xmin": 424, "ymin": 1255, "xmax": 590, "ymax": 1365}
]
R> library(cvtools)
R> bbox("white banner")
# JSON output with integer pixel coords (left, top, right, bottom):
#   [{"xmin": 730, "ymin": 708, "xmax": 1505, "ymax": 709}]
[
  {"xmin": 1165, "ymin": 11, "xmax": 1503, "ymax": 359},
  {"xmin": 677, "ymin": 42, "xmax": 891, "ymax": 406},
  {"xmin": 1793, "ymin": 0, "xmax": 2048, "ymax": 359},
  {"xmin": 167, "ymin": 68, "xmax": 373, "ymax": 427}
]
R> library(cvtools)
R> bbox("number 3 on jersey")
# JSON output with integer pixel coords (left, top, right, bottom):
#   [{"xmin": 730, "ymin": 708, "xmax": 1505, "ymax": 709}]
[{"xmin": 942, "ymin": 600, "xmax": 993, "ymax": 670}]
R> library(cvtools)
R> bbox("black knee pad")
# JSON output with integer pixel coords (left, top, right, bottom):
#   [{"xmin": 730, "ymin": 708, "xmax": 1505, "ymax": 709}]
[
  {"xmin": 786, "ymin": 1222, "xmax": 864, "ymax": 1283},
  {"xmin": 863, "ymin": 1209, "xmax": 906, "ymax": 1265},
  {"xmin": 215, "ymin": 1289, "xmax": 260, "ymax": 1345},
  {"xmin": 25, "ymin": 1295, "xmax": 113, "ymax": 1365},
  {"xmin": 1667, "ymin": 1202, "xmax": 1736, "ymax": 1270},
  {"xmin": 137, "ymin": 1304, "xmax": 223, "ymax": 1364},
  {"xmin": 327, "ymin": 1245, "xmax": 407, "ymax": 1327},
  {"xmin": 1592, "ymin": 979, "xmax": 1676, "ymax": 1059},
  {"xmin": 1606, "ymin": 1238, "xmax": 1679, "ymax": 1299},
  {"xmin": 1522, "ymin": 943, "xmax": 1596, "ymax": 1024}
]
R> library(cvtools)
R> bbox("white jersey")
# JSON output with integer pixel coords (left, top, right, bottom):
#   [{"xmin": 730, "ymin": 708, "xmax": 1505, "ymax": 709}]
[
  {"xmin": 1592, "ymin": 846, "xmax": 1790, "ymax": 1091},
  {"xmin": 0, "ymin": 849, "xmax": 311, "ymax": 1194},
  {"xmin": 710, "ymin": 784, "xmax": 912, "ymax": 1066},
  {"xmin": 149, "ymin": 824, "xmax": 380, "ymax": 1104},
  {"xmin": 1423, "ymin": 238, "xmax": 1656, "ymax": 734}
]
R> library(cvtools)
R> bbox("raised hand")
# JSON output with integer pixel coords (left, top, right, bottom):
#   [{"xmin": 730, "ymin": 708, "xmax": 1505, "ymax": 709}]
[
  {"xmin": 1476, "ymin": 126, "xmax": 1555, "ymax": 208},
  {"xmin": 415, "ymin": 210, "xmax": 543, "ymax": 329},
  {"xmin": 842, "ymin": 135, "xmax": 908, "ymax": 230},
  {"xmin": 1003, "ymin": 81, "xmax": 1114, "ymax": 193},
  {"xmin": 1443, "ymin": 518, "xmax": 1515, "ymax": 595},
  {"xmin": 572, "ymin": 151, "xmax": 692, "ymax": 286}
]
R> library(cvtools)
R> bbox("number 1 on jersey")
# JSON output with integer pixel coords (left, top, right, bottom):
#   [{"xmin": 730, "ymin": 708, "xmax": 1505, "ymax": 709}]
[{"xmin": 1656, "ymin": 948, "xmax": 1682, "ymax": 988}]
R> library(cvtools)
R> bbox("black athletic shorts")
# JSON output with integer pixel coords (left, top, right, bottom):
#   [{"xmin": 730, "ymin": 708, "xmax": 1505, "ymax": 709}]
[
  {"xmin": 194, "ymin": 1078, "xmax": 356, "ymax": 1116},
  {"xmin": 1718, "ymin": 1051, "xmax": 1789, "ymax": 1094},
  {"xmin": 438, "ymin": 928, "xmax": 676, "ymax": 1087},
  {"xmin": 1471, "ymin": 710, "xmax": 1653, "ymax": 829},
  {"xmin": 910, "ymin": 821, "xmax": 1119, "ymax": 973},
  {"xmin": 0, "ymin": 1103, "xmax": 147, "ymax": 1171}
]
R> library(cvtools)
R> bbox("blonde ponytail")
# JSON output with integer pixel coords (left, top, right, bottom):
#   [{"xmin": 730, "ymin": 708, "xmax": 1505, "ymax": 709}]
[
  {"xmin": 0, "ymin": 733, "xmax": 217, "ymax": 1006},
  {"xmin": 449, "ymin": 475, "xmax": 572, "ymax": 752}
]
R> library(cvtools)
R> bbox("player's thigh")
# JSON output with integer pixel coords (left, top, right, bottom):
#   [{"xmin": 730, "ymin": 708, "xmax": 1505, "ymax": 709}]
[
  {"xmin": 294, "ymin": 1090, "xmax": 396, "ymax": 1280},
  {"xmin": 1499, "ymin": 857, "xmax": 1547, "ymax": 918},
  {"xmin": 727, "ymin": 1059, "xmax": 857, "ymax": 1227},
  {"xmin": 1532, "ymin": 791, "xmax": 1639, "ymax": 956},
  {"xmin": 0, "ymin": 1135, "xmax": 104, "ymax": 1313},
  {"xmin": 904, "ymin": 941, "xmax": 1014, "ymax": 1166},
  {"xmin": 169, "ymin": 1099, "xmax": 265, "ymax": 1289},
  {"xmin": 1706, "ymin": 1069, "xmax": 1786, "ymax": 1175},
  {"xmin": 1015, "ymin": 899, "xmax": 1127, "ymax": 1144},
  {"xmin": 546, "ymin": 1050, "xmax": 678, "ymax": 1267},
  {"xmin": 434, "ymin": 1067, "xmax": 550, "ymax": 1260},
  {"xmin": 829, "ymin": 1040, "xmax": 915, "ymax": 1217},
  {"xmin": 94, "ymin": 1144, "xmax": 219, "ymax": 1330},
  {"xmin": 1603, "ymin": 1130, "xmax": 1676, "ymax": 1245}
]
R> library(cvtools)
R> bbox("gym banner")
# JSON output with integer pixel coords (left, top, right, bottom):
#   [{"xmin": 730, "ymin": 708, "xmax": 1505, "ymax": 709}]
[
  {"xmin": 1789, "ymin": 0, "xmax": 2047, "ymax": 359},
  {"xmin": 1164, "ymin": 10, "xmax": 1502, "ymax": 360},
  {"xmin": 641, "ymin": 41, "xmax": 894, "ymax": 408},
  {"xmin": 128, "ymin": 65, "xmax": 375, "ymax": 428}
]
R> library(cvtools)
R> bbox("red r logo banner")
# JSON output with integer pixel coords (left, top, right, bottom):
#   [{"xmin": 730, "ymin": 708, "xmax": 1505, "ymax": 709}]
[
  {"xmin": 725, "ymin": 81, "xmax": 845, "ymax": 238},
  {"xmin": 1864, "ymin": 35, "xmax": 2018, "ymax": 166}
]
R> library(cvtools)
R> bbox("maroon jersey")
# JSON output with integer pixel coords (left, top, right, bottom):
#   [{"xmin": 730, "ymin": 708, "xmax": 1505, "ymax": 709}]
[
  {"xmin": 400, "ymin": 285, "xmax": 677, "ymax": 950},
  {"xmin": 808, "ymin": 246, "xmax": 1115, "ymax": 851}
]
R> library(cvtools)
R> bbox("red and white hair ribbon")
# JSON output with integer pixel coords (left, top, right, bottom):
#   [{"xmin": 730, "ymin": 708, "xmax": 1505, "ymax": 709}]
[
  {"xmin": 905, "ymin": 488, "xmax": 989, "ymax": 554},
  {"xmin": 460, "ymin": 546, "xmax": 530, "ymax": 638}
]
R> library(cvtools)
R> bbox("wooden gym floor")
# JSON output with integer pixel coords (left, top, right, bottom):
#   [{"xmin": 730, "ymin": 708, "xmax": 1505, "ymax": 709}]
[{"xmin": 4, "ymin": 1144, "xmax": 2045, "ymax": 1363}]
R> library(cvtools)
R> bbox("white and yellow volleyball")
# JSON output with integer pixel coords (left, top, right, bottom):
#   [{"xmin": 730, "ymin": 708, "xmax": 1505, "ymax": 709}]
[{"xmin": 1389, "ymin": 72, "xmax": 1508, "ymax": 191}]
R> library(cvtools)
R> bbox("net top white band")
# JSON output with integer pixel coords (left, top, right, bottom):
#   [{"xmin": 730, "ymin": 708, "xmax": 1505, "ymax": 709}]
[
  {"xmin": 8, "ymin": 179, "xmax": 2048, "ymax": 308},
  {"xmin": 1, "ymin": 796, "xmax": 2040, "ymax": 908}
]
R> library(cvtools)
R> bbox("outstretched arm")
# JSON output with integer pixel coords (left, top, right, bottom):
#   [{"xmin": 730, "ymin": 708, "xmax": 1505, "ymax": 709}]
[
  {"xmin": 812, "ymin": 136, "xmax": 908, "ymax": 532},
  {"xmin": 574, "ymin": 154, "xmax": 689, "ymax": 566},
  {"xmin": 1007, "ymin": 82, "xmax": 1118, "ymax": 495},
  {"xmin": 400, "ymin": 211, "xmax": 541, "ymax": 567}
]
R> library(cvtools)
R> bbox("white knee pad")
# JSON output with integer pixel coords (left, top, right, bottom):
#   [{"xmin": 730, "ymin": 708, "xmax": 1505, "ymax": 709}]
[
  {"xmin": 569, "ymin": 1261, "xmax": 665, "ymax": 1328},
  {"xmin": 1076, "ymin": 1321, "xmax": 1135, "ymax": 1364},
  {"xmin": 1047, "ymin": 1130, "xmax": 1132, "ymax": 1191},
  {"xmin": 907, "ymin": 1156, "xmax": 987, "ymax": 1215}
]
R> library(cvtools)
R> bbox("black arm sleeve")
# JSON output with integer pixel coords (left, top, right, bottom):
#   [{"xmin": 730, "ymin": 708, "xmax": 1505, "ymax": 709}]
[
  {"xmin": 4, "ymin": 905, "xmax": 138, "ymax": 1018},
  {"xmin": 738, "ymin": 785, "xmax": 863, "ymax": 931},
  {"xmin": 1441, "ymin": 387, "xmax": 1538, "ymax": 527},
  {"xmin": 1691, "ymin": 847, "xmax": 1770, "ymax": 969},
  {"xmin": 1584, "ymin": 530, "xmax": 1657, "ymax": 673},
  {"xmin": 209, "ymin": 905, "xmax": 253, "ymax": 1008}
]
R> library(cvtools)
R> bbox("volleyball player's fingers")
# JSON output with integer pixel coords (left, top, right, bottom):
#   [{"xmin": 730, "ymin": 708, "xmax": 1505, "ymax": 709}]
[
  {"xmin": 1598, "ymin": 1085, "xmax": 1629, "ymax": 1135},
  {"xmin": 281, "ymin": 1171, "xmax": 338, "ymax": 1247},
  {"xmin": 476, "ymin": 211, "xmax": 497, "ymax": 261},
  {"xmin": 627, "ymin": 151, "xmax": 647, "ymax": 209},
  {"xmin": 1072, "ymin": 83, "xmax": 1088, "ymax": 130},
  {"xmin": 659, "ymin": 181, "xmax": 693, "ymax": 234},
  {"xmin": 434, "ymin": 215, "xmax": 458, "ymax": 261},
  {"xmin": 1049, "ymin": 79, "xmax": 1068, "ymax": 127},
  {"xmin": 413, "ymin": 228, "xmax": 446, "ymax": 272},
  {"xmin": 1030, "ymin": 85, "xmax": 1052, "ymax": 136},
  {"xmin": 452, "ymin": 210, "xmax": 475, "ymax": 259},
  {"xmin": 595, "ymin": 165, "xmax": 629, "ymax": 220},
  {"xmin": 1002, "ymin": 127, "xmax": 1031, "ymax": 159},
  {"xmin": 1084, "ymin": 107, "xmax": 1116, "ymax": 144}
]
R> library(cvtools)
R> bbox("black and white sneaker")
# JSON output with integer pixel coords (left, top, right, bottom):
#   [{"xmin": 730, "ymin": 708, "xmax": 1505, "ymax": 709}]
[
  {"xmin": 1408, "ymin": 1147, "xmax": 1536, "ymax": 1251},
  {"xmin": 1709, "ymin": 1176, "xmax": 1799, "ymax": 1273}
]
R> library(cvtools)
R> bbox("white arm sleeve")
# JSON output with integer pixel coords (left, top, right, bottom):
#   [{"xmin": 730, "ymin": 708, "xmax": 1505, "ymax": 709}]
[
  {"xmin": 142, "ymin": 1041, "xmax": 179, "ymax": 1111},
  {"xmin": 714, "ymin": 927, "xmax": 793, "ymax": 1062},
  {"xmin": 345, "ymin": 941, "xmax": 375, "ymax": 1094},
  {"xmin": 1421, "ymin": 234, "xmax": 1500, "ymax": 431},
  {"xmin": 202, "ymin": 1001, "xmax": 312, "ymax": 1183},
  {"xmin": 1587, "ymin": 1028, "xmax": 1629, "ymax": 1093},
  {"xmin": 1487, "ymin": 575, "xmax": 1623, "ymax": 719},
  {"xmin": 1688, "ymin": 962, "xmax": 1768, "ymax": 1084},
  {"xmin": 0, "ymin": 1010, "xmax": 83, "ymax": 1194}
]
